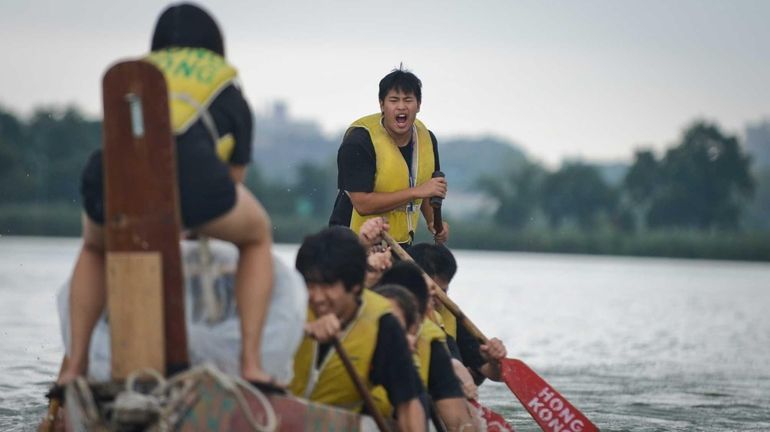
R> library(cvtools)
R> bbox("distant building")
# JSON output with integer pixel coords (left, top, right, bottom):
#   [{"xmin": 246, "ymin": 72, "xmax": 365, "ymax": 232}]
[
  {"xmin": 251, "ymin": 100, "xmax": 337, "ymax": 182},
  {"xmin": 442, "ymin": 191, "xmax": 498, "ymax": 220},
  {"xmin": 272, "ymin": 101, "xmax": 288, "ymax": 124},
  {"xmin": 745, "ymin": 119, "xmax": 770, "ymax": 170}
]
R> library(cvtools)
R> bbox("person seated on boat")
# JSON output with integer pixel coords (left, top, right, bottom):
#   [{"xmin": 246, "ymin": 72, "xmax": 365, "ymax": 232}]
[
  {"xmin": 58, "ymin": 3, "xmax": 276, "ymax": 386},
  {"xmin": 328, "ymin": 67, "xmax": 449, "ymax": 247},
  {"xmin": 291, "ymin": 227, "xmax": 427, "ymax": 431},
  {"xmin": 410, "ymin": 243, "xmax": 508, "ymax": 384},
  {"xmin": 371, "ymin": 284, "xmax": 420, "ymax": 351},
  {"xmin": 373, "ymin": 263, "xmax": 479, "ymax": 403},
  {"xmin": 377, "ymin": 262, "xmax": 479, "ymax": 432}
]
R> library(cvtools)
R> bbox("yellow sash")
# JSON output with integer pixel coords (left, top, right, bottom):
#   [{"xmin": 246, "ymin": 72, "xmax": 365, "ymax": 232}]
[{"xmin": 145, "ymin": 47, "xmax": 238, "ymax": 161}]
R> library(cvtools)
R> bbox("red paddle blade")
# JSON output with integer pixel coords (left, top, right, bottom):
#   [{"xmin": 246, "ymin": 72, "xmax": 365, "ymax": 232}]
[
  {"xmin": 501, "ymin": 358, "xmax": 598, "ymax": 432},
  {"xmin": 469, "ymin": 399, "xmax": 515, "ymax": 432}
]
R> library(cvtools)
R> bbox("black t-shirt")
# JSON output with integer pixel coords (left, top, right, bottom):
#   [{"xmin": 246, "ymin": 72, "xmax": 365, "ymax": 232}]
[
  {"xmin": 427, "ymin": 340, "xmax": 464, "ymax": 401},
  {"xmin": 456, "ymin": 323, "xmax": 488, "ymax": 385},
  {"xmin": 316, "ymin": 313, "xmax": 423, "ymax": 408},
  {"xmin": 445, "ymin": 333, "xmax": 463, "ymax": 360},
  {"xmin": 445, "ymin": 323, "xmax": 488, "ymax": 381},
  {"xmin": 329, "ymin": 127, "xmax": 440, "ymax": 227},
  {"xmin": 206, "ymin": 83, "xmax": 253, "ymax": 165},
  {"xmin": 456, "ymin": 323, "xmax": 485, "ymax": 371},
  {"xmin": 80, "ymin": 82, "xmax": 252, "ymax": 228}
]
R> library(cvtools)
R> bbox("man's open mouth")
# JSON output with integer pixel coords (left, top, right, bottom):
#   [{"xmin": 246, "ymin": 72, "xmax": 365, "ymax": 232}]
[{"xmin": 396, "ymin": 114, "xmax": 408, "ymax": 127}]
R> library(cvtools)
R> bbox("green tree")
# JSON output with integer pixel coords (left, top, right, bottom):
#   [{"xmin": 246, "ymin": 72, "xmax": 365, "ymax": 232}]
[
  {"xmin": 478, "ymin": 162, "xmax": 545, "ymax": 229},
  {"xmin": 0, "ymin": 108, "xmax": 32, "ymax": 201},
  {"xmin": 541, "ymin": 162, "xmax": 617, "ymax": 230},
  {"xmin": 292, "ymin": 160, "xmax": 336, "ymax": 218},
  {"xmin": 624, "ymin": 150, "xmax": 658, "ymax": 204},
  {"xmin": 25, "ymin": 107, "xmax": 101, "ymax": 203},
  {"xmin": 743, "ymin": 167, "xmax": 770, "ymax": 230},
  {"xmin": 0, "ymin": 106, "xmax": 101, "ymax": 205},
  {"xmin": 244, "ymin": 163, "xmax": 297, "ymax": 216},
  {"xmin": 626, "ymin": 121, "xmax": 754, "ymax": 230}
]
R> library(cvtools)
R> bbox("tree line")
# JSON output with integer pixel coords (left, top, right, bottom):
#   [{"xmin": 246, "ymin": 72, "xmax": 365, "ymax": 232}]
[
  {"xmin": 1, "ymin": 104, "xmax": 768, "ymax": 260},
  {"xmin": 0, "ymin": 105, "xmax": 339, "ymax": 237},
  {"xmin": 479, "ymin": 121, "xmax": 757, "ymax": 233}
]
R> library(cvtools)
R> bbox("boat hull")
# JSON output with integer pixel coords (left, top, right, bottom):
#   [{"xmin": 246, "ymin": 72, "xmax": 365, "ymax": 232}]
[{"xmin": 45, "ymin": 371, "xmax": 369, "ymax": 431}]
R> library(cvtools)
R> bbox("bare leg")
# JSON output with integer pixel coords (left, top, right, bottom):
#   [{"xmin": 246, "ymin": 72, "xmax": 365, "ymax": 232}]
[
  {"xmin": 435, "ymin": 397, "xmax": 478, "ymax": 432},
  {"xmin": 197, "ymin": 184, "xmax": 274, "ymax": 383},
  {"xmin": 58, "ymin": 214, "xmax": 105, "ymax": 384}
]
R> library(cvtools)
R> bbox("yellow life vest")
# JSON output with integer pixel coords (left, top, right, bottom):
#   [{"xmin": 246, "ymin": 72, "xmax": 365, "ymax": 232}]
[
  {"xmin": 414, "ymin": 317, "xmax": 447, "ymax": 388},
  {"xmin": 370, "ymin": 385, "xmax": 394, "ymax": 418},
  {"xmin": 289, "ymin": 289, "xmax": 392, "ymax": 412},
  {"xmin": 430, "ymin": 306, "xmax": 458, "ymax": 340},
  {"xmin": 348, "ymin": 113, "xmax": 436, "ymax": 244},
  {"xmin": 145, "ymin": 47, "xmax": 238, "ymax": 162},
  {"xmin": 371, "ymin": 317, "xmax": 448, "ymax": 416}
]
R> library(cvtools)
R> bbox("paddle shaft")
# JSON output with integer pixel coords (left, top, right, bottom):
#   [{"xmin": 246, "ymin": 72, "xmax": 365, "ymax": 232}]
[
  {"xmin": 42, "ymin": 398, "xmax": 60, "ymax": 432},
  {"xmin": 383, "ymin": 232, "xmax": 488, "ymax": 345},
  {"xmin": 432, "ymin": 206, "xmax": 443, "ymax": 236},
  {"xmin": 332, "ymin": 338, "xmax": 392, "ymax": 432},
  {"xmin": 430, "ymin": 171, "xmax": 445, "ymax": 236}
]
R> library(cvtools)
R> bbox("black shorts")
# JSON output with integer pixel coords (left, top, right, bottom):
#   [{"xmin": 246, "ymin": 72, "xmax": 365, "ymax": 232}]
[{"xmin": 81, "ymin": 123, "xmax": 236, "ymax": 229}]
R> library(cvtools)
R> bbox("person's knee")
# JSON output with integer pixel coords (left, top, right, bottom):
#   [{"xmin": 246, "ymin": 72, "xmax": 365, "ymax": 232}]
[
  {"xmin": 241, "ymin": 203, "xmax": 272, "ymax": 246},
  {"xmin": 236, "ymin": 189, "xmax": 272, "ymax": 245},
  {"xmin": 81, "ymin": 214, "xmax": 106, "ymax": 254}
]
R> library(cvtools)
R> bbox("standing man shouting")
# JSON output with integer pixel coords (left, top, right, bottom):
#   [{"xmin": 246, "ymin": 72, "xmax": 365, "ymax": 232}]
[{"xmin": 329, "ymin": 67, "xmax": 449, "ymax": 246}]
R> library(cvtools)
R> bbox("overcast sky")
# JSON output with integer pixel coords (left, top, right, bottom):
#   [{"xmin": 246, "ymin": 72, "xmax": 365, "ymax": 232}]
[{"xmin": 2, "ymin": 0, "xmax": 768, "ymax": 165}]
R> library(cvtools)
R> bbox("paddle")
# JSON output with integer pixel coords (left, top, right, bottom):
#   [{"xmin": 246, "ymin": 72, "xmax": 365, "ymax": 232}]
[
  {"xmin": 382, "ymin": 232, "xmax": 599, "ymax": 432},
  {"xmin": 41, "ymin": 384, "xmax": 64, "ymax": 432},
  {"xmin": 429, "ymin": 171, "xmax": 445, "ymax": 237},
  {"xmin": 469, "ymin": 399, "xmax": 514, "ymax": 432},
  {"xmin": 331, "ymin": 337, "xmax": 393, "ymax": 432}
]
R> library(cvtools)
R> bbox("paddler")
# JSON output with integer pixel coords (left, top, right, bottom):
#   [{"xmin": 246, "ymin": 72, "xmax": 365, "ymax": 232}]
[
  {"xmin": 377, "ymin": 261, "xmax": 479, "ymax": 431},
  {"xmin": 58, "ymin": 2, "xmax": 277, "ymax": 387},
  {"xmin": 291, "ymin": 227, "xmax": 427, "ymax": 431},
  {"xmin": 410, "ymin": 243, "xmax": 508, "ymax": 384}
]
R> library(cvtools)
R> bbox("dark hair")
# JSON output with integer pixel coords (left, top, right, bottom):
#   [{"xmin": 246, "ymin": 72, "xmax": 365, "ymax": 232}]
[
  {"xmin": 377, "ymin": 261, "xmax": 428, "ymax": 315},
  {"xmin": 378, "ymin": 68, "xmax": 422, "ymax": 103},
  {"xmin": 151, "ymin": 3, "xmax": 225, "ymax": 57},
  {"xmin": 409, "ymin": 243, "xmax": 457, "ymax": 283},
  {"xmin": 372, "ymin": 284, "xmax": 420, "ymax": 330},
  {"xmin": 296, "ymin": 227, "xmax": 367, "ymax": 293}
]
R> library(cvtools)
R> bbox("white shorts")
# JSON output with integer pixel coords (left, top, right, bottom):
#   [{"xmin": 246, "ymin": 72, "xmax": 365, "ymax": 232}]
[{"xmin": 58, "ymin": 239, "xmax": 307, "ymax": 384}]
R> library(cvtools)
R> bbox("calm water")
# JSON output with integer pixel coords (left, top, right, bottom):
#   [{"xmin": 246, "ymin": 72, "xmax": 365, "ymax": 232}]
[{"xmin": 1, "ymin": 236, "xmax": 769, "ymax": 431}]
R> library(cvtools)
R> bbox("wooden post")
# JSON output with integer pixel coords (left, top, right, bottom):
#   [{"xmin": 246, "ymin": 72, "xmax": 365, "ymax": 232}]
[{"xmin": 102, "ymin": 60, "xmax": 187, "ymax": 378}]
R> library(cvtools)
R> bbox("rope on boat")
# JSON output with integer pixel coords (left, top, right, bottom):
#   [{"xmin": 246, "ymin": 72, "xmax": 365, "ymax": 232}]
[
  {"xmin": 197, "ymin": 236, "xmax": 224, "ymax": 323},
  {"xmin": 155, "ymin": 363, "xmax": 278, "ymax": 432},
  {"xmin": 114, "ymin": 368, "xmax": 164, "ymax": 426},
  {"xmin": 115, "ymin": 365, "xmax": 277, "ymax": 431},
  {"xmin": 74, "ymin": 376, "xmax": 101, "ymax": 422}
]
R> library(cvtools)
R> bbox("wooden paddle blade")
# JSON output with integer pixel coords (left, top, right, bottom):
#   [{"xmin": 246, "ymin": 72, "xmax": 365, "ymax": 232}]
[{"xmin": 501, "ymin": 358, "xmax": 598, "ymax": 432}]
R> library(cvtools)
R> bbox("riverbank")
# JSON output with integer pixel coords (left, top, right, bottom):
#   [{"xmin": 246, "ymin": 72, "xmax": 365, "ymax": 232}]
[{"xmin": 3, "ymin": 204, "xmax": 769, "ymax": 261}]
